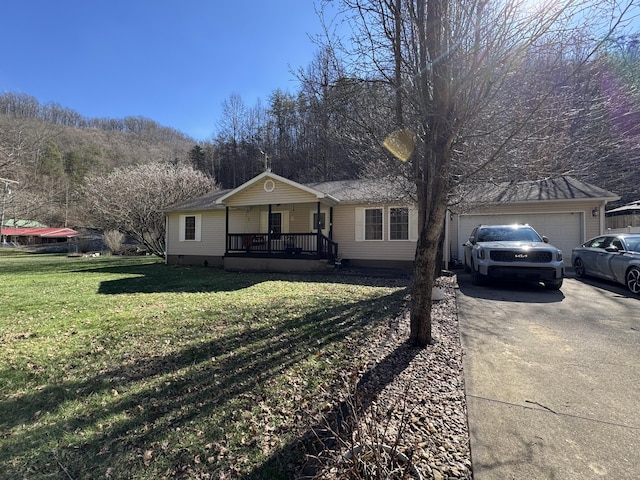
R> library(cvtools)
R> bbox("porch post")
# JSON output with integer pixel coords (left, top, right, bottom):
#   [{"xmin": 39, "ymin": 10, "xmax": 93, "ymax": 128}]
[
  {"xmin": 268, "ymin": 204, "xmax": 272, "ymax": 253},
  {"xmin": 225, "ymin": 207, "xmax": 229, "ymax": 253},
  {"xmin": 316, "ymin": 202, "xmax": 322, "ymax": 255},
  {"xmin": 329, "ymin": 206, "xmax": 334, "ymax": 240}
]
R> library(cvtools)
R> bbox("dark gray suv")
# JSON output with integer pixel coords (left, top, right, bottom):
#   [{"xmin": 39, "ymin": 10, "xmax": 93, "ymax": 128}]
[{"xmin": 463, "ymin": 224, "xmax": 564, "ymax": 289}]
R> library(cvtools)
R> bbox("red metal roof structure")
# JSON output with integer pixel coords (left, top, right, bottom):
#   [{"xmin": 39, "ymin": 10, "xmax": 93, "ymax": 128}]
[{"xmin": 1, "ymin": 227, "xmax": 79, "ymax": 238}]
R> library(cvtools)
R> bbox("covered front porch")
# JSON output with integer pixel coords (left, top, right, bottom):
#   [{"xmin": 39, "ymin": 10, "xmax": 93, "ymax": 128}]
[
  {"xmin": 166, "ymin": 171, "xmax": 345, "ymax": 272},
  {"xmin": 222, "ymin": 198, "xmax": 339, "ymax": 271}
]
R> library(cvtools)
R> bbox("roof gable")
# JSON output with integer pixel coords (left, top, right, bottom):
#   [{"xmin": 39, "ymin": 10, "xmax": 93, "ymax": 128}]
[{"xmin": 216, "ymin": 171, "xmax": 339, "ymax": 205}]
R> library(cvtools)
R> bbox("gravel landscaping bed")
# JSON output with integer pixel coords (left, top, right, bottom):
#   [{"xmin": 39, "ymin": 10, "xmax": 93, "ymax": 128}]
[{"xmin": 305, "ymin": 275, "xmax": 472, "ymax": 479}]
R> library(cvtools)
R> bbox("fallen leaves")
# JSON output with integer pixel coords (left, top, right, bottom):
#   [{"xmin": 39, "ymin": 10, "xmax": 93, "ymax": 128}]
[
  {"xmin": 142, "ymin": 449, "xmax": 153, "ymax": 466},
  {"xmin": 312, "ymin": 276, "xmax": 472, "ymax": 479}
]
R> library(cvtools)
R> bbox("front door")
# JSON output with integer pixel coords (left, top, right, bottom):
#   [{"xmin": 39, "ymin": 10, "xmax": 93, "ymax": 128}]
[
  {"xmin": 311, "ymin": 209, "xmax": 329, "ymax": 237},
  {"xmin": 260, "ymin": 211, "xmax": 290, "ymax": 237}
]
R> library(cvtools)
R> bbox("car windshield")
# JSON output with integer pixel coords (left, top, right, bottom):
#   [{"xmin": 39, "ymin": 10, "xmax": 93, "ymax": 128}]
[
  {"xmin": 477, "ymin": 227, "xmax": 542, "ymax": 242},
  {"xmin": 624, "ymin": 236, "xmax": 640, "ymax": 252}
]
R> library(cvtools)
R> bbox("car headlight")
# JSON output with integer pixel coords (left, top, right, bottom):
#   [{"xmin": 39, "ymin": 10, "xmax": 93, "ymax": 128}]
[
  {"xmin": 556, "ymin": 251, "xmax": 563, "ymax": 262},
  {"xmin": 476, "ymin": 248, "xmax": 485, "ymax": 260}
]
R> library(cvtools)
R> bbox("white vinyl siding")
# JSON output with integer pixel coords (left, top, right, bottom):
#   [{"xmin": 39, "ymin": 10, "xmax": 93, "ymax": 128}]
[
  {"xmin": 347, "ymin": 206, "xmax": 417, "ymax": 260},
  {"xmin": 226, "ymin": 179, "xmax": 319, "ymax": 206},
  {"xmin": 167, "ymin": 211, "xmax": 225, "ymax": 257}
]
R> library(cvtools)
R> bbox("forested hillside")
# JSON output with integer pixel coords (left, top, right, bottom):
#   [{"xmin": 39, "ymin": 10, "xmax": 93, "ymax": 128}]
[
  {"xmin": 191, "ymin": 36, "xmax": 640, "ymax": 210},
  {"xmin": 0, "ymin": 89, "xmax": 366, "ymax": 229},
  {"xmin": 0, "ymin": 93, "xmax": 196, "ymax": 227},
  {"xmin": 2, "ymin": 31, "xmax": 640, "ymax": 230}
]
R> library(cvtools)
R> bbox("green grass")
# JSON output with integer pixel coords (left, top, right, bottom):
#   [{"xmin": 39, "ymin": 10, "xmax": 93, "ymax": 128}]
[{"xmin": 0, "ymin": 253, "xmax": 408, "ymax": 479}]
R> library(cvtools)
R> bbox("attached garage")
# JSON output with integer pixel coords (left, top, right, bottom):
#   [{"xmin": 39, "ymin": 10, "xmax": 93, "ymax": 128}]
[
  {"xmin": 457, "ymin": 212, "xmax": 583, "ymax": 261},
  {"xmin": 447, "ymin": 177, "xmax": 620, "ymax": 267}
]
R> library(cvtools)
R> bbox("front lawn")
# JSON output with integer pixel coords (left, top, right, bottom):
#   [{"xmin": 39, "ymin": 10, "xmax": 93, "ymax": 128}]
[{"xmin": 0, "ymin": 254, "xmax": 408, "ymax": 479}]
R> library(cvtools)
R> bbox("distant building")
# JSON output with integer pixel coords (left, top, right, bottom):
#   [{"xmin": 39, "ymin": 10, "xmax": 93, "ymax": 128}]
[
  {"xmin": 1, "ymin": 226, "xmax": 78, "ymax": 245},
  {"xmin": 606, "ymin": 200, "xmax": 640, "ymax": 229}
]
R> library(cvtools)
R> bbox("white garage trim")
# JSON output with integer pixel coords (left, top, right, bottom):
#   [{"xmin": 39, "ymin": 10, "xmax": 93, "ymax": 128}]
[{"xmin": 457, "ymin": 212, "xmax": 584, "ymax": 261}]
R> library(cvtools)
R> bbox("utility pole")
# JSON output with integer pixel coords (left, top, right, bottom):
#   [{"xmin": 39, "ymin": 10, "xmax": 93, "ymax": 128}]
[{"xmin": 0, "ymin": 177, "xmax": 19, "ymax": 244}]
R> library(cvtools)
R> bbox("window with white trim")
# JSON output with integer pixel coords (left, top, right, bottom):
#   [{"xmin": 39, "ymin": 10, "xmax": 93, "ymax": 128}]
[
  {"xmin": 364, "ymin": 208, "xmax": 383, "ymax": 240},
  {"xmin": 389, "ymin": 207, "xmax": 409, "ymax": 240},
  {"xmin": 179, "ymin": 214, "xmax": 201, "ymax": 241}
]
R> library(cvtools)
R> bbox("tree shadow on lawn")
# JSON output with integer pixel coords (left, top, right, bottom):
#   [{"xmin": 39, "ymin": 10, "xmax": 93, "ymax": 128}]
[
  {"xmin": 247, "ymin": 337, "xmax": 422, "ymax": 479},
  {"xmin": 79, "ymin": 262, "xmax": 267, "ymax": 294},
  {"xmin": 0, "ymin": 288, "xmax": 408, "ymax": 479},
  {"xmin": 81, "ymin": 262, "xmax": 410, "ymax": 295}
]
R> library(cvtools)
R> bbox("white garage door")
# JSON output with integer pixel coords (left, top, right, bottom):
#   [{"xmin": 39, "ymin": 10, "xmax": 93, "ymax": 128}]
[{"xmin": 457, "ymin": 212, "xmax": 583, "ymax": 261}]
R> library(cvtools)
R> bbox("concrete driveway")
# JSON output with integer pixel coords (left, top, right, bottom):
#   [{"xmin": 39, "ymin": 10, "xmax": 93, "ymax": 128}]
[{"xmin": 456, "ymin": 272, "xmax": 640, "ymax": 479}]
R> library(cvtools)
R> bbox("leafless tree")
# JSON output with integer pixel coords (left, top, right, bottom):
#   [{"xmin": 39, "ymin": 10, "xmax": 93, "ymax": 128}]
[
  {"xmin": 81, "ymin": 162, "xmax": 216, "ymax": 257},
  {"xmin": 218, "ymin": 93, "xmax": 249, "ymax": 187},
  {"xmin": 102, "ymin": 229, "xmax": 125, "ymax": 254},
  {"xmin": 320, "ymin": 0, "xmax": 635, "ymax": 345}
]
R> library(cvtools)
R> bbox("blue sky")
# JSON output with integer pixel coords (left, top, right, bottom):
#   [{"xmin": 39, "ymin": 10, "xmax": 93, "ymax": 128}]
[{"xmin": 0, "ymin": 1, "xmax": 333, "ymax": 141}]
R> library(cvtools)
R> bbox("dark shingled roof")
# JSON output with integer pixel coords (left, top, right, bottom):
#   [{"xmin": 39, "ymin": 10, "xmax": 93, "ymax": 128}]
[
  {"xmin": 163, "ymin": 189, "xmax": 230, "ymax": 212},
  {"xmin": 165, "ymin": 175, "xmax": 617, "ymax": 212},
  {"xmin": 306, "ymin": 178, "xmax": 413, "ymax": 203},
  {"xmin": 606, "ymin": 200, "xmax": 640, "ymax": 216},
  {"xmin": 459, "ymin": 176, "xmax": 619, "ymax": 204},
  {"xmin": 165, "ymin": 177, "xmax": 413, "ymax": 212}
]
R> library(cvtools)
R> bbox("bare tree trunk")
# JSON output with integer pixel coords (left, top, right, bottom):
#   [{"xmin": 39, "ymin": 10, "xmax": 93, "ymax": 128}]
[
  {"xmin": 408, "ymin": 0, "xmax": 453, "ymax": 346},
  {"xmin": 410, "ymin": 138, "xmax": 450, "ymax": 346}
]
